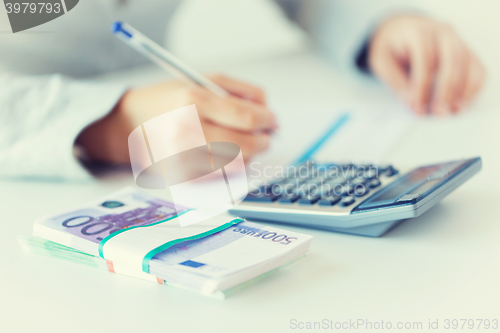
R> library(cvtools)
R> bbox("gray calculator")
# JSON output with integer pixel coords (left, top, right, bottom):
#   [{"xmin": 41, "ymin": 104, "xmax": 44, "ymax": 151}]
[{"xmin": 229, "ymin": 157, "xmax": 482, "ymax": 237}]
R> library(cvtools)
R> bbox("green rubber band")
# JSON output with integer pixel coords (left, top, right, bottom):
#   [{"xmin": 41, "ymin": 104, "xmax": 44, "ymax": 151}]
[
  {"xmin": 141, "ymin": 218, "xmax": 244, "ymax": 273},
  {"xmin": 98, "ymin": 209, "xmax": 192, "ymax": 258}
]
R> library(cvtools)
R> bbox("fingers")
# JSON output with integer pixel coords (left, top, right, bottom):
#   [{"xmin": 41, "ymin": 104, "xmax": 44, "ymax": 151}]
[
  {"xmin": 407, "ymin": 34, "xmax": 436, "ymax": 115},
  {"xmin": 209, "ymin": 74, "xmax": 267, "ymax": 105},
  {"xmin": 462, "ymin": 55, "xmax": 486, "ymax": 106},
  {"xmin": 370, "ymin": 48, "xmax": 411, "ymax": 103},
  {"xmin": 450, "ymin": 47, "xmax": 470, "ymax": 113},
  {"xmin": 370, "ymin": 15, "xmax": 486, "ymax": 116},
  {"xmin": 202, "ymin": 120, "xmax": 271, "ymax": 159},
  {"xmin": 432, "ymin": 30, "xmax": 469, "ymax": 115},
  {"xmin": 431, "ymin": 31, "xmax": 457, "ymax": 115},
  {"xmin": 188, "ymin": 86, "xmax": 277, "ymax": 133}
]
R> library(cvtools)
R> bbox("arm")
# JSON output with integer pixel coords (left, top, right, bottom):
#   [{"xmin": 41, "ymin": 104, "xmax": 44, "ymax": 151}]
[
  {"xmin": 0, "ymin": 73, "xmax": 127, "ymax": 181},
  {"xmin": 0, "ymin": 72, "xmax": 276, "ymax": 181}
]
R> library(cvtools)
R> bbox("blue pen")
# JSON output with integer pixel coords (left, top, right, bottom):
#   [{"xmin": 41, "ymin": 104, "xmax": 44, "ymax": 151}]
[{"xmin": 111, "ymin": 21, "xmax": 229, "ymax": 97}]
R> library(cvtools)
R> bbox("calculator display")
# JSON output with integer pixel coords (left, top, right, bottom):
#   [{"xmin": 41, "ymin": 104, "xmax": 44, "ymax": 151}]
[
  {"xmin": 354, "ymin": 164, "xmax": 445, "ymax": 211},
  {"xmin": 372, "ymin": 166, "xmax": 439, "ymax": 201}
]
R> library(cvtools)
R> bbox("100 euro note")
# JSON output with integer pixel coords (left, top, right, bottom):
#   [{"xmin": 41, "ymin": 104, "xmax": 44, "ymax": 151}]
[{"xmin": 31, "ymin": 187, "xmax": 314, "ymax": 295}]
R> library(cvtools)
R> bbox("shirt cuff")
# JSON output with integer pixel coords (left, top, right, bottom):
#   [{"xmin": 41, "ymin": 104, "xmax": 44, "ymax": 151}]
[{"xmin": 355, "ymin": 39, "xmax": 372, "ymax": 74}]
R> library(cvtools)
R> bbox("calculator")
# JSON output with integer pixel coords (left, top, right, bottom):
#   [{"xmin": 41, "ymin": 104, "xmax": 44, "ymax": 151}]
[{"xmin": 229, "ymin": 157, "xmax": 482, "ymax": 237}]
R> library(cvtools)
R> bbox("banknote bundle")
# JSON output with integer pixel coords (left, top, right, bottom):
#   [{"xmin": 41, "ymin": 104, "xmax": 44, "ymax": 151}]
[{"xmin": 22, "ymin": 188, "xmax": 313, "ymax": 297}]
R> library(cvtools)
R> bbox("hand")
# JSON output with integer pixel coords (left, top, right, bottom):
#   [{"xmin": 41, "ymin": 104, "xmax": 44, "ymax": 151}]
[
  {"xmin": 77, "ymin": 75, "xmax": 277, "ymax": 164},
  {"xmin": 369, "ymin": 14, "xmax": 486, "ymax": 115}
]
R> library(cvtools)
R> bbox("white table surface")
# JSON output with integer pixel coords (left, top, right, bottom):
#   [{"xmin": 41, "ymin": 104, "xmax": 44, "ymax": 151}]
[{"xmin": 1, "ymin": 51, "xmax": 499, "ymax": 333}]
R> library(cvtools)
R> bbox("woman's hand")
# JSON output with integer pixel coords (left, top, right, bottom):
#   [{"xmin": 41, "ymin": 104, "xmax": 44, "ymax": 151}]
[
  {"xmin": 77, "ymin": 75, "xmax": 277, "ymax": 163},
  {"xmin": 369, "ymin": 15, "xmax": 486, "ymax": 115}
]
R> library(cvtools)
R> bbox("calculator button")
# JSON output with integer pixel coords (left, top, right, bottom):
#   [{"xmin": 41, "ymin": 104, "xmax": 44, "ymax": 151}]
[
  {"xmin": 283, "ymin": 177, "xmax": 306, "ymax": 186},
  {"xmin": 353, "ymin": 186, "xmax": 370, "ymax": 197},
  {"xmin": 294, "ymin": 183, "xmax": 319, "ymax": 196},
  {"xmin": 368, "ymin": 179, "xmax": 381, "ymax": 189},
  {"xmin": 339, "ymin": 196, "xmax": 356, "ymax": 207},
  {"xmin": 342, "ymin": 169, "xmax": 357, "ymax": 180},
  {"xmin": 385, "ymin": 166, "xmax": 399, "ymax": 177},
  {"xmin": 350, "ymin": 177, "xmax": 367, "ymax": 185},
  {"xmin": 279, "ymin": 183, "xmax": 296, "ymax": 195},
  {"xmin": 278, "ymin": 193, "xmax": 300, "ymax": 203},
  {"xmin": 244, "ymin": 193, "xmax": 279, "ymax": 203},
  {"xmin": 363, "ymin": 169, "xmax": 379, "ymax": 179},
  {"xmin": 291, "ymin": 183, "xmax": 304, "ymax": 193},
  {"xmin": 298, "ymin": 194, "xmax": 321, "ymax": 205},
  {"xmin": 318, "ymin": 183, "xmax": 335, "ymax": 196},
  {"xmin": 282, "ymin": 181, "xmax": 303, "ymax": 194},
  {"xmin": 248, "ymin": 189, "xmax": 261, "ymax": 196},
  {"xmin": 259, "ymin": 184, "xmax": 280, "ymax": 195},
  {"xmin": 377, "ymin": 164, "xmax": 391, "ymax": 173},
  {"xmin": 327, "ymin": 183, "xmax": 344, "ymax": 196},
  {"xmin": 318, "ymin": 195, "xmax": 341, "ymax": 206},
  {"xmin": 256, "ymin": 184, "xmax": 272, "ymax": 192},
  {"xmin": 271, "ymin": 179, "xmax": 295, "ymax": 188},
  {"xmin": 269, "ymin": 178, "xmax": 285, "ymax": 185},
  {"xmin": 328, "ymin": 177, "xmax": 347, "ymax": 186},
  {"xmin": 306, "ymin": 177, "xmax": 324, "ymax": 185},
  {"xmin": 340, "ymin": 184, "xmax": 355, "ymax": 196}
]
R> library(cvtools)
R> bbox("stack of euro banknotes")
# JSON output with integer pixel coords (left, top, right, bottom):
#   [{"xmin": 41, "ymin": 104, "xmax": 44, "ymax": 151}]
[{"xmin": 19, "ymin": 187, "xmax": 313, "ymax": 298}]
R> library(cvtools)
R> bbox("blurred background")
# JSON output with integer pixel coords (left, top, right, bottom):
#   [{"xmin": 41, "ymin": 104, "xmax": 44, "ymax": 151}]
[{"xmin": 166, "ymin": 0, "xmax": 500, "ymax": 77}]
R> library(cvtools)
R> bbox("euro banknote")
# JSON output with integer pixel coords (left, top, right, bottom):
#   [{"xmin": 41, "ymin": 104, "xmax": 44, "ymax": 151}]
[{"xmin": 31, "ymin": 187, "xmax": 314, "ymax": 295}]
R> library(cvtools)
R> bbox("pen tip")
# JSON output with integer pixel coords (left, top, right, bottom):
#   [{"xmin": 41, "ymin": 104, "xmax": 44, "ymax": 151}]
[{"xmin": 111, "ymin": 21, "xmax": 123, "ymax": 34}]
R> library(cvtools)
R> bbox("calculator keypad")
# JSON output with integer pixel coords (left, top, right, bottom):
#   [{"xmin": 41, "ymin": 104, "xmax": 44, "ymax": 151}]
[{"xmin": 244, "ymin": 162, "xmax": 399, "ymax": 209}]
